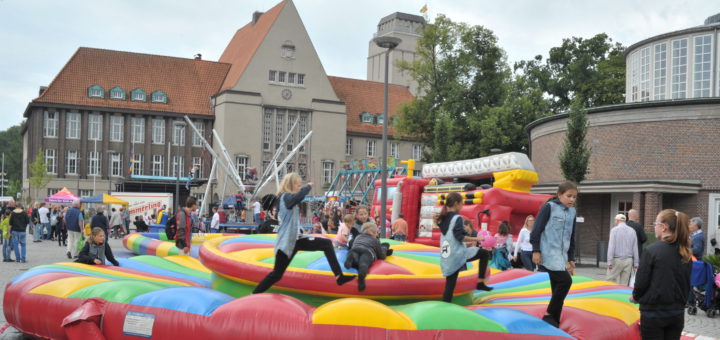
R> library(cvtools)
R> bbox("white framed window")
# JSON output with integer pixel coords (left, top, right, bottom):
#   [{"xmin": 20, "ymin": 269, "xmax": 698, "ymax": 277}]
[
  {"xmin": 88, "ymin": 151, "xmax": 101, "ymax": 176},
  {"xmin": 263, "ymin": 110, "xmax": 272, "ymax": 150},
  {"xmin": 110, "ymin": 153, "xmax": 122, "ymax": 177},
  {"xmin": 152, "ymin": 155, "xmax": 164, "ymax": 176},
  {"xmin": 694, "ymin": 35, "xmax": 712, "ymax": 98},
  {"xmin": 45, "ymin": 149, "xmax": 56, "ymax": 174},
  {"xmin": 366, "ymin": 140, "xmax": 376, "ymax": 157},
  {"xmin": 43, "ymin": 111, "xmax": 58, "ymax": 137},
  {"xmin": 152, "ymin": 119, "xmax": 165, "ymax": 144},
  {"xmin": 654, "ymin": 43, "xmax": 667, "ymax": 100},
  {"xmin": 268, "ymin": 70, "xmax": 276, "ymax": 82},
  {"xmin": 671, "ymin": 38, "xmax": 688, "ymax": 99},
  {"xmin": 132, "ymin": 153, "xmax": 143, "ymax": 176},
  {"xmin": 236, "ymin": 156, "xmax": 248, "ymax": 178},
  {"xmin": 192, "ymin": 121, "xmax": 204, "ymax": 146},
  {"xmin": 297, "ymin": 74, "xmax": 305, "ymax": 86},
  {"xmin": 390, "ymin": 142, "xmax": 399, "ymax": 158},
  {"xmin": 66, "ymin": 151, "xmax": 78, "ymax": 175},
  {"xmin": 131, "ymin": 117, "xmax": 145, "ymax": 143},
  {"xmin": 66, "ymin": 112, "xmax": 81, "ymax": 139},
  {"xmin": 192, "ymin": 157, "xmax": 203, "ymax": 178},
  {"xmin": 322, "ymin": 161, "xmax": 334, "ymax": 184},
  {"xmin": 110, "ymin": 116, "xmax": 123, "ymax": 142},
  {"xmin": 288, "ymin": 73, "xmax": 296, "ymax": 84},
  {"xmin": 278, "ymin": 71, "xmax": 286, "ymax": 83},
  {"xmin": 412, "ymin": 144, "xmax": 422, "ymax": 160},
  {"xmin": 172, "ymin": 122, "xmax": 185, "ymax": 146},
  {"xmin": 639, "ymin": 47, "xmax": 650, "ymax": 101},
  {"xmin": 88, "ymin": 114, "xmax": 103, "ymax": 141},
  {"xmin": 346, "ymin": 138, "xmax": 353, "ymax": 156},
  {"xmin": 110, "ymin": 87, "xmax": 125, "ymax": 100},
  {"xmin": 171, "ymin": 156, "xmax": 184, "ymax": 177}
]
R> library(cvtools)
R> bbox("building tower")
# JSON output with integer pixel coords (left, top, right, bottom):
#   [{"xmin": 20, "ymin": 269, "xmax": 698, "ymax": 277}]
[{"xmin": 367, "ymin": 12, "xmax": 425, "ymax": 96}]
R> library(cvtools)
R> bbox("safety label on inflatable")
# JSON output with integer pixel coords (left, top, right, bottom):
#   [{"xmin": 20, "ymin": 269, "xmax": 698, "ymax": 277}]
[{"xmin": 123, "ymin": 311, "xmax": 155, "ymax": 338}]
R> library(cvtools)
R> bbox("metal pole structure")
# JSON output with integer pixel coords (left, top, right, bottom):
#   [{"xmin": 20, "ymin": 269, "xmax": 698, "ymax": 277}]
[
  {"xmin": 373, "ymin": 36, "xmax": 401, "ymax": 238},
  {"xmin": 200, "ymin": 158, "xmax": 218, "ymax": 218}
]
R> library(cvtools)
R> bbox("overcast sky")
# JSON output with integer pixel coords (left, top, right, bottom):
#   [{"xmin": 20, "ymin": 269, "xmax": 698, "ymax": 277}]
[{"xmin": 0, "ymin": 0, "xmax": 716, "ymax": 131}]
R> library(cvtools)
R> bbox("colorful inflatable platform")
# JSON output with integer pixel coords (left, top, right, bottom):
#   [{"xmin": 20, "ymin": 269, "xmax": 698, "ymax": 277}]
[{"xmin": 2, "ymin": 233, "xmax": 643, "ymax": 339}]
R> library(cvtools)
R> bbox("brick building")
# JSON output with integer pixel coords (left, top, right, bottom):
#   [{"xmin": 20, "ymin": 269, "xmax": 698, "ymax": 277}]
[{"xmin": 528, "ymin": 14, "xmax": 720, "ymax": 259}]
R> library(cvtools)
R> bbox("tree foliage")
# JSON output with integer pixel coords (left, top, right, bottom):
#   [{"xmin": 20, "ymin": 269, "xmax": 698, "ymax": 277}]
[
  {"xmin": 29, "ymin": 148, "xmax": 52, "ymax": 201},
  {"xmin": 559, "ymin": 99, "xmax": 591, "ymax": 183}
]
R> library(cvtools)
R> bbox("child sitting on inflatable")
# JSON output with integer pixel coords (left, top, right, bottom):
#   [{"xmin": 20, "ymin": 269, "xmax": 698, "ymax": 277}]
[
  {"xmin": 344, "ymin": 222, "xmax": 393, "ymax": 291},
  {"xmin": 76, "ymin": 227, "xmax": 119, "ymax": 266}
]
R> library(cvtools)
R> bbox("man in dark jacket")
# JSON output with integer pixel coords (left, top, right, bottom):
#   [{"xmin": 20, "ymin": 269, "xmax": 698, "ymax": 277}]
[
  {"xmin": 344, "ymin": 222, "xmax": 393, "ymax": 291},
  {"xmin": 90, "ymin": 206, "xmax": 110, "ymax": 237},
  {"xmin": 627, "ymin": 209, "xmax": 647, "ymax": 256},
  {"xmin": 9, "ymin": 204, "xmax": 29, "ymax": 262}
]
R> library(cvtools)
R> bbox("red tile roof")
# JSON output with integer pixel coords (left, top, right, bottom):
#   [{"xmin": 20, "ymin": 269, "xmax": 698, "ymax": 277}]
[
  {"xmin": 328, "ymin": 76, "xmax": 414, "ymax": 136},
  {"xmin": 218, "ymin": 1, "xmax": 286, "ymax": 92},
  {"xmin": 33, "ymin": 47, "xmax": 230, "ymax": 116}
]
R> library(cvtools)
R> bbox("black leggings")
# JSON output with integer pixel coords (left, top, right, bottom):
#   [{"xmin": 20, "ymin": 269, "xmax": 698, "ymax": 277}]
[
  {"xmin": 443, "ymin": 248, "xmax": 490, "ymax": 302},
  {"xmin": 539, "ymin": 266, "xmax": 572, "ymax": 324},
  {"xmin": 253, "ymin": 237, "xmax": 344, "ymax": 294}
]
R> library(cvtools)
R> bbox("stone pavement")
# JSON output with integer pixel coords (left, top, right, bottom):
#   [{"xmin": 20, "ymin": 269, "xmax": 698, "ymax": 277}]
[{"xmin": 1, "ymin": 242, "xmax": 718, "ymax": 338}]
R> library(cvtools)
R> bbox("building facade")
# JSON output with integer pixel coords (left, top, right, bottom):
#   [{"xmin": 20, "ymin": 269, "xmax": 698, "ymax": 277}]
[
  {"xmin": 528, "ymin": 14, "xmax": 720, "ymax": 259},
  {"xmin": 21, "ymin": 0, "xmax": 424, "ymax": 209}
]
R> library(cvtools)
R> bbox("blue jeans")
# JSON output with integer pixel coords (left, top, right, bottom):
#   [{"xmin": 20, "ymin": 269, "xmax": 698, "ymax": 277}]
[
  {"xmin": 521, "ymin": 250, "xmax": 536, "ymax": 271},
  {"xmin": 12, "ymin": 231, "xmax": 26, "ymax": 261},
  {"xmin": 2, "ymin": 237, "xmax": 11, "ymax": 260}
]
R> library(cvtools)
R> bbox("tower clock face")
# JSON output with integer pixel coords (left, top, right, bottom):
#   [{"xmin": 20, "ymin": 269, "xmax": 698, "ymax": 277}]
[{"xmin": 281, "ymin": 88, "xmax": 292, "ymax": 100}]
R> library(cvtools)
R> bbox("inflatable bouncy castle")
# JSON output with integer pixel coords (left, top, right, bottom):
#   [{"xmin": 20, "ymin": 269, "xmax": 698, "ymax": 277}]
[{"xmin": 370, "ymin": 152, "xmax": 552, "ymax": 246}]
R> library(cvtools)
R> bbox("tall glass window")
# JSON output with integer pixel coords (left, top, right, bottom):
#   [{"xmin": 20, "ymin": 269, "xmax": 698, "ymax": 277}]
[
  {"xmin": 110, "ymin": 116, "xmax": 124, "ymax": 142},
  {"xmin": 131, "ymin": 118, "xmax": 145, "ymax": 143},
  {"xmin": 694, "ymin": 35, "xmax": 712, "ymax": 98},
  {"xmin": 152, "ymin": 119, "xmax": 165, "ymax": 144},
  {"xmin": 640, "ymin": 47, "xmax": 650, "ymax": 101},
  {"xmin": 653, "ymin": 43, "xmax": 667, "ymax": 100},
  {"xmin": 88, "ymin": 114, "xmax": 103, "ymax": 141},
  {"xmin": 66, "ymin": 112, "xmax": 81, "ymax": 139},
  {"xmin": 671, "ymin": 39, "xmax": 688, "ymax": 99},
  {"xmin": 43, "ymin": 111, "xmax": 58, "ymax": 137}
]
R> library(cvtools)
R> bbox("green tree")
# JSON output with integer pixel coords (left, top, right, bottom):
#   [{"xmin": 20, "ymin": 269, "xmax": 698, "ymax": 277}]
[
  {"xmin": 559, "ymin": 99, "xmax": 591, "ymax": 183},
  {"xmin": 396, "ymin": 15, "xmax": 510, "ymax": 161},
  {"xmin": 29, "ymin": 149, "xmax": 52, "ymax": 201}
]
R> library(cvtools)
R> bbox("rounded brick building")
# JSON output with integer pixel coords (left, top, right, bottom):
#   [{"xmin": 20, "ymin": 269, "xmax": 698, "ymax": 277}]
[{"xmin": 528, "ymin": 14, "xmax": 720, "ymax": 259}]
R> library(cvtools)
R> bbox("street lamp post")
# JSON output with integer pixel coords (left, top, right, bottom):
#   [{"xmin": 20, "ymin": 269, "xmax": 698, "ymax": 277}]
[
  {"xmin": 174, "ymin": 122, "xmax": 186, "ymax": 211},
  {"xmin": 372, "ymin": 36, "xmax": 401, "ymax": 238}
]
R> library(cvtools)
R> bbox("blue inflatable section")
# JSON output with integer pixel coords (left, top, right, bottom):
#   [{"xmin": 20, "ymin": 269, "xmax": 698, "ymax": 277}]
[
  {"xmin": 489, "ymin": 272, "xmax": 549, "ymax": 290},
  {"xmin": 473, "ymin": 308, "xmax": 574, "ymax": 338},
  {"xmin": 130, "ymin": 287, "xmax": 233, "ymax": 316},
  {"xmin": 117, "ymin": 258, "xmax": 210, "ymax": 287}
]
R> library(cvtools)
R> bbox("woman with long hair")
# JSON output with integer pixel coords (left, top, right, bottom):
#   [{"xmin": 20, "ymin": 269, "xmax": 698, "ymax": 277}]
[
  {"xmin": 631, "ymin": 209, "xmax": 692, "ymax": 339},
  {"xmin": 436, "ymin": 192, "xmax": 492, "ymax": 303},
  {"xmin": 253, "ymin": 173, "xmax": 355, "ymax": 294}
]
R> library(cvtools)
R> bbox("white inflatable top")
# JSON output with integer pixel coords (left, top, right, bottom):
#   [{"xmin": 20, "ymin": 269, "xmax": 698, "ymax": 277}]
[{"xmin": 421, "ymin": 152, "xmax": 535, "ymax": 179}]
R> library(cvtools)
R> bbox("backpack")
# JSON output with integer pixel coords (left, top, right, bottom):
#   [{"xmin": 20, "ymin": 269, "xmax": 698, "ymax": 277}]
[{"xmin": 165, "ymin": 214, "xmax": 177, "ymax": 240}]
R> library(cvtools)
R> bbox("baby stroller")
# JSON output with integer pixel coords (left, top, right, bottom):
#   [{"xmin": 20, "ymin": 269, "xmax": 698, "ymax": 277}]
[{"xmin": 687, "ymin": 260, "xmax": 718, "ymax": 318}]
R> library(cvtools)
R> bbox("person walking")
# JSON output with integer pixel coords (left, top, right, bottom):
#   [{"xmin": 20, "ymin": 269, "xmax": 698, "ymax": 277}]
[
  {"xmin": 64, "ymin": 200, "xmax": 84, "ymax": 259},
  {"xmin": 631, "ymin": 209, "xmax": 692, "ymax": 340},
  {"xmin": 607, "ymin": 214, "xmax": 639, "ymax": 285},
  {"xmin": 9, "ymin": 203, "xmax": 29, "ymax": 263}
]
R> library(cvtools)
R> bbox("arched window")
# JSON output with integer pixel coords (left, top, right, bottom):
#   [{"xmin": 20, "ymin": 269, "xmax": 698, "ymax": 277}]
[
  {"xmin": 131, "ymin": 88, "xmax": 146, "ymax": 102},
  {"xmin": 87, "ymin": 85, "xmax": 104, "ymax": 98},
  {"xmin": 109, "ymin": 86, "xmax": 125, "ymax": 100},
  {"xmin": 151, "ymin": 90, "xmax": 167, "ymax": 104}
]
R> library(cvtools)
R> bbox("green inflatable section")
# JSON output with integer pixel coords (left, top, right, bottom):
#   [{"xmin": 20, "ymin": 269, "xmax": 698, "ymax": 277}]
[
  {"xmin": 68, "ymin": 280, "xmax": 166, "ymax": 303},
  {"xmin": 393, "ymin": 301, "xmax": 507, "ymax": 332},
  {"xmin": 130, "ymin": 255, "xmax": 211, "ymax": 280}
]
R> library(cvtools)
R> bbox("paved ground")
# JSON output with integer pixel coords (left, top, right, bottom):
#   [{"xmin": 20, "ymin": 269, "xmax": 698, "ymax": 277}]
[{"xmin": 1, "ymin": 242, "xmax": 718, "ymax": 338}]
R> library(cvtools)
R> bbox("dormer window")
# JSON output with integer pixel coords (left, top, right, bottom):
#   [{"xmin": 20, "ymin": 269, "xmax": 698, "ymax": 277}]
[
  {"xmin": 281, "ymin": 41, "xmax": 296, "ymax": 59},
  {"xmin": 88, "ymin": 85, "xmax": 104, "ymax": 98},
  {"xmin": 376, "ymin": 114, "xmax": 385, "ymax": 124},
  {"xmin": 131, "ymin": 88, "xmax": 146, "ymax": 102},
  {"xmin": 109, "ymin": 86, "xmax": 125, "ymax": 100},
  {"xmin": 360, "ymin": 112, "xmax": 374, "ymax": 123},
  {"xmin": 151, "ymin": 90, "xmax": 167, "ymax": 104}
]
